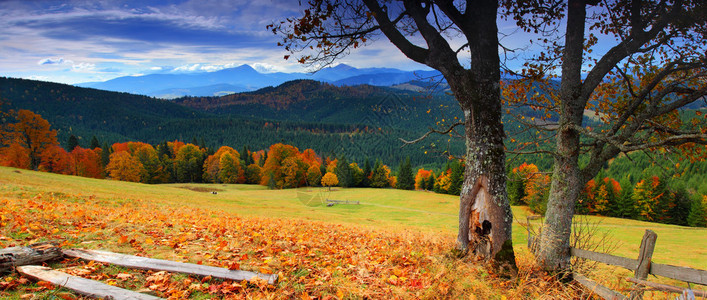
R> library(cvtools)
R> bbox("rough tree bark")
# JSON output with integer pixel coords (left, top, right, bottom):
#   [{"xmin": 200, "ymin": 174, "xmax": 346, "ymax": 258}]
[{"xmin": 535, "ymin": 0, "xmax": 587, "ymax": 272}]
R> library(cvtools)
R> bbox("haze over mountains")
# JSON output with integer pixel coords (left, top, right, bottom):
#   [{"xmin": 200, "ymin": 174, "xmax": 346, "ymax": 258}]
[{"xmin": 77, "ymin": 64, "xmax": 442, "ymax": 99}]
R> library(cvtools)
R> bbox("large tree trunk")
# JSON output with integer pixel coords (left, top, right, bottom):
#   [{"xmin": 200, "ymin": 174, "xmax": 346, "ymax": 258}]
[
  {"xmin": 535, "ymin": 0, "xmax": 587, "ymax": 273},
  {"xmin": 451, "ymin": 1, "xmax": 516, "ymax": 272}
]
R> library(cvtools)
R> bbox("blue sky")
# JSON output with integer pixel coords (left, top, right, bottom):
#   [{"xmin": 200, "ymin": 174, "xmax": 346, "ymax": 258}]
[
  {"xmin": 1, "ymin": 0, "xmax": 441, "ymax": 84},
  {"xmin": 0, "ymin": 1, "xmax": 588, "ymax": 85}
]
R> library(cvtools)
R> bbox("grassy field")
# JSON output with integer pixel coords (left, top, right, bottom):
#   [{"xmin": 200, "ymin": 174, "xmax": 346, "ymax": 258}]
[{"xmin": 1, "ymin": 166, "xmax": 705, "ymax": 298}]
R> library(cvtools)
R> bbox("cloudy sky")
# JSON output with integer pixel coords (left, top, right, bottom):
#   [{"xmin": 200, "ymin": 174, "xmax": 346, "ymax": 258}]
[
  {"xmin": 0, "ymin": 0, "xmax": 431, "ymax": 84},
  {"xmin": 0, "ymin": 0, "xmax": 571, "ymax": 85}
]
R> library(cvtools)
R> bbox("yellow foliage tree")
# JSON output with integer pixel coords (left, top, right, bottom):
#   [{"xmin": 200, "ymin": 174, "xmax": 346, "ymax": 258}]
[
  {"xmin": 321, "ymin": 172, "xmax": 338, "ymax": 191},
  {"xmin": 106, "ymin": 151, "xmax": 145, "ymax": 182}
]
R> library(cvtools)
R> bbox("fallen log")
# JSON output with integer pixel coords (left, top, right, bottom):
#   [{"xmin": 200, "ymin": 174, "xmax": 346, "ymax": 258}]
[
  {"xmin": 17, "ymin": 265, "xmax": 162, "ymax": 300},
  {"xmin": 63, "ymin": 249, "xmax": 278, "ymax": 285},
  {"xmin": 0, "ymin": 242, "xmax": 62, "ymax": 272}
]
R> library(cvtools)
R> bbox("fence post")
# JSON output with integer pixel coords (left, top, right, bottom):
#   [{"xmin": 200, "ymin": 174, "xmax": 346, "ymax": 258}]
[{"xmin": 630, "ymin": 230, "xmax": 657, "ymax": 300}]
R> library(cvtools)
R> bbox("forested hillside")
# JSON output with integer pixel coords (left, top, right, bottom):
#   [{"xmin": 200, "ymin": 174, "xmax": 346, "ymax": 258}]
[{"xmin": 0, "ymin": 77, "xmax": 463, "ymax": 166}]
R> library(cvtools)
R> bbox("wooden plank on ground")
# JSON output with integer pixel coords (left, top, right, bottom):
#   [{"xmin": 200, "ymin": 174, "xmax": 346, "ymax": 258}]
[
  {"xmin": 571, "ymin": 248, "xmax": 637, "ymax": 271},
  {"xmin": 573, "ymin": 273, "xmax": 627, "ymax": 300},
  {"xmin": 626, "ymin": 277, "xmax": 707, "ymax": 298},
  {"xmin": 17, "ymin": 265, "xmax": 162, "ymax": 300},
  {"xmin": 650, "ymin": 263, "xmax": 707, "ymax": 286},
  {"xmin": 1, "ymin": 242, "xmax": 62, "ymax": 272},
  {"xmin": 63, "ymin": 249, "xmax": 278, "ymax": 285}
]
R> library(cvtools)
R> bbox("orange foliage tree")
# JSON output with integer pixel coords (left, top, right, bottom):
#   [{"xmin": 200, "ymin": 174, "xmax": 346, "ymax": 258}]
[
  {"xmin": 39, "ymin": 145, "xmax": 74, "ymax": 175},
  {"xmin": 71, "ymin": 147, "xmax": 103, "ymax": 179},
  {"xmin": 106, "ymin": 151, "xmax": 145, "ymax": 182},
  {"xmin": 0, "ymin": 143, "xmax": 30, "ymax": 169},
  {"xmin": 7, "ymin": 110, "xmax": 58, "ymax": 170},
  {"xmin": 203, "ymin": 146, "xmax": 242, "ymax": 183},
  {"xmin": 306, "ymin": 164, "xmax": 322, "ymax": 186},
  {"xmin": 578, "ymin": 177, "xmax": 621, "ymax": 216},
  {"xmin": 414, "ymin": 169, "xmax": 432, "ymax": 190},
  {"xmin": 261, "ymin": 143, "xmax": 301, "ymax": 188}
]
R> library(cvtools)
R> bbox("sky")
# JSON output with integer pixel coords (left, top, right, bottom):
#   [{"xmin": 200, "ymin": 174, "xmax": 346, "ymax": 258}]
[
  {"xmin": 0, "ymin": 1, "xmax": 585, "ymax": 85},
  {"xmin": 0, "ymin": 0, "xmax": 438, "ymax": 85}
]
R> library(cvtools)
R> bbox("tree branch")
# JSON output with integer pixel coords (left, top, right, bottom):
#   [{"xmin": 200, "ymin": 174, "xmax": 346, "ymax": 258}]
[{"xmin": 399, "ymin": 121, "xmax": 464, "ymax": 147}]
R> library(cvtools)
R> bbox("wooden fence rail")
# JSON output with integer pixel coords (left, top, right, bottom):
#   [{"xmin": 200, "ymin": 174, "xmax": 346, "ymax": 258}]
[{"xmin": 526, "ymin": 221, "xmax": 706, "ymax": 300}]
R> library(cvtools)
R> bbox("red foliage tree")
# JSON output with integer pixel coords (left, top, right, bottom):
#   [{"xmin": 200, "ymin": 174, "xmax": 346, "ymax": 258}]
[
  {"xmin": 71, "ymin": 146, "xmax": 103, "ymax": 179},
  {"xmin": 39, "ymin": 145, "xmax": 75, "ymax": 175}
]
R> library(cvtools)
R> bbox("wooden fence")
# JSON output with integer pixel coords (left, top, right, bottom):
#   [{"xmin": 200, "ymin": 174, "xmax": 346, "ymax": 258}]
[
  {"xmin": 326, "ymin": 199, "xmax": 360, "ymax": 205},
  {"xmin": 526, "ymin": 216, "xmax": 707, "ymax": 300}
]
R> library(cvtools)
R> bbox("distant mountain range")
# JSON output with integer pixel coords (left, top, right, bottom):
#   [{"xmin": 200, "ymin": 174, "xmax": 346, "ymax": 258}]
[{"xmin": 76, "ymin": 64, "xmax": 442, "ymax": 99}]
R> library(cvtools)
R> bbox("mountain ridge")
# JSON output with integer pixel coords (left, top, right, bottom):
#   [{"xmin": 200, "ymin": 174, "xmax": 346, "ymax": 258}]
[{"xmin": 76, "ymin": 64, "xmax": 441, "ymax": 98}]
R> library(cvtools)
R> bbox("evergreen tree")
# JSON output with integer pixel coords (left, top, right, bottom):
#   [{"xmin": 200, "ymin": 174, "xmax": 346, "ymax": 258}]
[
  {"xmin": 361, "ymin": 158, "xmax": 371, "ymax": 187},
  {"xmin": 67, "ymin": 134, "xmax": 79, "ymax": 151},
  {"xmin": 447, "ymin": 161, "xmax": 464, "ymax": 195},
  {"xmin": 615, "ymin": 181, "xmax": 638, "ymax": 219},
  {"xmin": 335, "ymin": 156, "xmax": 352, "ymax": 187},
  {"xmin": 370, "ymin": 159, "xmax": 390, "ymax": 188},
  {"xmin": 426, "ymin": 172, "xmax": 435, "ymax": 191},
  {"xmin": 258, "ymin": 151, "xmax": 267, "ymax": 167},
  {"xmin": 101, "ymin": 142, "xmax": 111, "ymax": 170},
  {"xmin": 242, "ymin": 145, "xmax": 253, "ymax": 166},
  {"xmin": 89, "ymin": 136, "xmax": 100, "ymax": 150},
  {"xmin": 507, "ymin": 169, "xmax": 526, "ymax": 205},
  {"xmin": 396, "ymin": 157, "xmax": 414, "ymax": 190},
  {"xmin": 687, "ymin": 196, "xmax": 707, "ymax": 227},
  {"xmin": 668, "ymin": 186, "xmax": 691, "ymax": 226}
]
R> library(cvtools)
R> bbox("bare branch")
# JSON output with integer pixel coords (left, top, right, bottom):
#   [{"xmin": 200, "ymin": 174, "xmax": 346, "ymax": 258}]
[{"xmin": 399, "ymin": 121, "xmax": 464, "ymax": 147}]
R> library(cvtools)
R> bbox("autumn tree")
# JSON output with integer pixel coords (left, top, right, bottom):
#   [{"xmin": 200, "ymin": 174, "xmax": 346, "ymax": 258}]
[
  {"xmin": 39, "ymin": 145, "xmax": 75, "ymax": 175},
  {"xmin": 321, "ymin": 172, "xmax": 339, "ymax": 191},
  {"xmin": 307, "ymin": 164, "xmax": 323, "ymax": 186},
  {"xmin": 175, "ymin": 143, "xmax": 206, "ymax": 183},
  {"xmin": 203, "ymin": 146, "xmax": 242, "ymax": 183},
  {"xmin": 0, "ymin": 143, "xmax": 30, "ymax": 169},
  {"xmin": 414, "ymin": 168, "xmax": 433, "ymax": 190},
  {"xmin": 273, "ymin": 0, "xmax": 516, "ymax": 267},
  {"xmin": 5, "ymin": 110, "xmax": 58, "ymax": 170},
  {"xmin": 261, "ymin": 143, "xmax": 300, "ymax": 188},
  {"xmin": 106, "ymin": 151, "xmax": 145, "ymax": 182},
  {"xmin": 71, "ymin": 146, "xmax": 103, "ymax": 179},
  {"xmin": 503, "ymin": 0, "xmax": 707, "ymax": 271},
  {"xmin": 245, "ymin": 163, "xmax": 263, "ymax": 184},
  {"xmin": 219, "ymin": 152, "xmax": 240, "ymax": 183}
]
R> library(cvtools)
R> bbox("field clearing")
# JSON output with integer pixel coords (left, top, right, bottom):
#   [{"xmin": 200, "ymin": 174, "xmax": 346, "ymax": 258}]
[{"xmin": 1, "ymin": 166, "xmax": 705, "ymax": 298}]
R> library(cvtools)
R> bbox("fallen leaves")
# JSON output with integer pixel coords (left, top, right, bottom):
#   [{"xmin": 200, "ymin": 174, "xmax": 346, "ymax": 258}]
[{"xmin": 0, "ymin": 189, "xmax": 587, "ymax": 299}]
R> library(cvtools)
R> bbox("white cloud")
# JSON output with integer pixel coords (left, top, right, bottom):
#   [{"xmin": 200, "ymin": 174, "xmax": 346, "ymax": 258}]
[
  {"xmin": 72, "ymin": 62, "xmax": 96, "ymax": 72},
  {"xmin": 252, "ymin": 63, "xmax": 282, "ymax": 73}
]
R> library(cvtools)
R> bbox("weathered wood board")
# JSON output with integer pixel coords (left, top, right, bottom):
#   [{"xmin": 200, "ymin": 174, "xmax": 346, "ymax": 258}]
[
  {"xmin": 573, "ymin": 273, "xmax": 627, "ymax": 300},
  {"xmin": 17, "ymin": 265, "xmax": 162, "ymax": 300},
  {"xmin": 63, "ymin": 249, "xmax": 278, "ymax": 285},
  {"xmin": 0, "ymin": 242, "xmax": 62, "ymax": 272}
]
